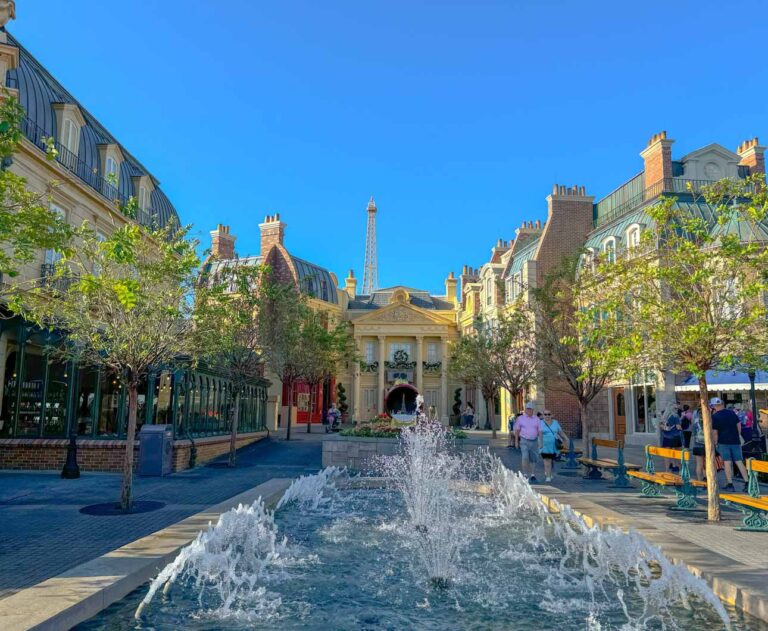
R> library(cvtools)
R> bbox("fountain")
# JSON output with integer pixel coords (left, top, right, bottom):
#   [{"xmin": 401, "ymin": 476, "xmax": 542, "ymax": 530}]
[{"xmin": 77, "ymin": 422, "xmax": 761, "ymax": 630}]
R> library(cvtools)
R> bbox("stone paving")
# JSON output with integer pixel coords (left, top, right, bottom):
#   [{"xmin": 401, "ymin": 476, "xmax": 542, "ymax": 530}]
[{"xmin": 0, "ymin": 431, "xmax": 323, "ymax": 599}]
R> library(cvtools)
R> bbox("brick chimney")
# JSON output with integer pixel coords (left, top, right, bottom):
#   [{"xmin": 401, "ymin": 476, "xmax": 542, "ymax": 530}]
[
  {"xmin": 640, "ymin": 131, "xmax": 674, "ymax": 192},
  {"xmin": 737, "ymin": 137, "xmax": 766, "ymax": 176},
  {"xmin": 444, "ymin": 271, "xmax": 458, "ymax": 304},
  {"xmin": 209, "ymin": 224, "xmax": 235, "ymax": 259},
  {"xmin": 259, "ymin": 213, "xmax": 286, "ymax": 255},
  {"xmin": 344, "ymin": 269, "xmax": 357, "ymax": 298}
]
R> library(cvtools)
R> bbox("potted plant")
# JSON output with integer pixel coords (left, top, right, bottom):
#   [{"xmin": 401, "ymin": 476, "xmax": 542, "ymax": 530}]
[
  {"xmin": 336, "ymin": 383, "xmax": 349, "ymax": 423},
  {"xmin": 450, "ymin": 388, "xmax": 462, "ymax": 427}
]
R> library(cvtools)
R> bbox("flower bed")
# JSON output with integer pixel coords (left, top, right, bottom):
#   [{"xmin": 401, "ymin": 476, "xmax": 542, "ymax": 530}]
[{"xmin": 340, "ymin": 422, "xmax": 467, "ymax": 440}]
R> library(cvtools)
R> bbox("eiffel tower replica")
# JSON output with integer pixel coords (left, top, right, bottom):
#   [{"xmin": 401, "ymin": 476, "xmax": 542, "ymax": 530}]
[{"xmin": 362, "ymin": 196, "xmax": 378, "ymax": 294}]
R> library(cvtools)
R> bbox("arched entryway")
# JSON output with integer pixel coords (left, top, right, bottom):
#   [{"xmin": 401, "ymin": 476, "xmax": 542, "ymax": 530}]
[{"xmin": 386, "ymin": 383, "xmax": 418, "ymax": 415}]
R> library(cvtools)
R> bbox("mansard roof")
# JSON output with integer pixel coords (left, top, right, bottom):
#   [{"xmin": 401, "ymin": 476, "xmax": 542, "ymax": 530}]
[
  {"xmin": 349, "ymin": 285, "xmax": 453, "ymax": 310},
  {"xmin": 5, "ymin": 31, "xmax": 180, "ymax": 230}
]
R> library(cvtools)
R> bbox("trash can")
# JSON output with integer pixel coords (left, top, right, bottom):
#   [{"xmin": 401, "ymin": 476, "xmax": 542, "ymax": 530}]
[{"xmin": 137, "ymin": 424, "xmax": 174, "ymax": 476}]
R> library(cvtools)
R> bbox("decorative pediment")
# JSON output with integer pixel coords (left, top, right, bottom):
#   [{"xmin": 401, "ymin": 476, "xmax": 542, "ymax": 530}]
[{"xmin": 354, "ymin": 302, "xmax": 452, "ymax": 326}]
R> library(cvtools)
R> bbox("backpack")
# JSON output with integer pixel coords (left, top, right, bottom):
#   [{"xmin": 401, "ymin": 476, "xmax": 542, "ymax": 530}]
[{"xmin": 693, "ymin": 421, "xmax": 706, "ymax": 446}]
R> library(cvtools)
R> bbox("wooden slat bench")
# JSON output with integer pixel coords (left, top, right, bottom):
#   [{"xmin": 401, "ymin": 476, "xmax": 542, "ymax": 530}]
[
  {"xmin": 578, "ymin": 438, "xmax": 640, "ymax": 488},
  {"xmin": 628, "ymin": 445, "xmax": 705, "ymax": 510},
  {"xmin": 721, "ymin": 457, "xmax": 768, "ymax": 531}
]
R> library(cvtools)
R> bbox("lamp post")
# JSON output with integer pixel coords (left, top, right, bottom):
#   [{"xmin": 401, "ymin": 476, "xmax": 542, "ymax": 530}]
[
  {"xmin": 748, "ymin": 369, "xmax": 758, "ymax": 431},
  {"xmin": 61, "ymin": 360, "xmax": 80, "ymax": 479}
]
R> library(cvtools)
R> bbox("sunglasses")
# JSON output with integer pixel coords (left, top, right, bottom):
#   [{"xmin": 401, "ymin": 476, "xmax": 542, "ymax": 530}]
[{"xmin": 544, "ymin": 413, "xmax": 552, "ymax": 416}]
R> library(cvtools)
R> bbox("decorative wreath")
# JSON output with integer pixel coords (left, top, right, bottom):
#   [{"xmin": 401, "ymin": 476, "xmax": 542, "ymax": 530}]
[{"xmin": 393, "ymin": 349, "xmax": 409, "ymax": 364}]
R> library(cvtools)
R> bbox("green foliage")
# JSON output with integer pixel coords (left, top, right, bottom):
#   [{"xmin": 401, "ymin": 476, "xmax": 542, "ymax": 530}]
[
  {"xmin": 336, "ymin": 383, "xmax": 348, "ymax": 415},
  {"xmin": 0, "ymin": 95, "xmax": 72, "ymax": 286},
  {"xmin": 452, "ymin": 387, "xmax": 462, "ymax": 416},
  {"xmin": 576, "ymin": 175, "xmax": 768, "ymax": 521},
  {"xmin": 339, "ymin": 424, "xmax": 468, "ymax": 439},
  {"xmin": 449, "ymin": 310, "xmax": 537, "ymax": 436},
  {"xmin": 11, "ymin": 221, "xmax": 199, "ymax": 511}
]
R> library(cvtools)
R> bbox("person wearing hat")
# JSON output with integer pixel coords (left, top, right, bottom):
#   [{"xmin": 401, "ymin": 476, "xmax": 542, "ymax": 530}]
[
  {"xmin": 515, "ymin": 402, "xmax": 542, "ymax": 483},
  {"xmin": 711, "ymin": 396, "xmax": 749, "ymax": 491}
]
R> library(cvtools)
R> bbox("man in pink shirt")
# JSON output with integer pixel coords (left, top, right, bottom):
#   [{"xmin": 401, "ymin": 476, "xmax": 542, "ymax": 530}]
[{"xmin": 515, "ymin": 402, "xmax": 541, "ymax": 483}]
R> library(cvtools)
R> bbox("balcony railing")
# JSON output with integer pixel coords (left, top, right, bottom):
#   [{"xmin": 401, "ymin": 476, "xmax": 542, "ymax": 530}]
[
  {"xmin": 20, "ymin": 117, "xmax": 158, "ymax": 230},
  {"xmin": 594, "ymin": 177, "xmax": 725, "ymax": 228},
  {"xmin": 39, "ymin": 263, "xmax": 76, "ymax": 292}
]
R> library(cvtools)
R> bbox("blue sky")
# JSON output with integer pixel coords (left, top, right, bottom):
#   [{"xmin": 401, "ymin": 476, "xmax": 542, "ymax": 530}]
[{"xmin": 12, "ymin": 1, "xmax": 768, "ymax": 294}]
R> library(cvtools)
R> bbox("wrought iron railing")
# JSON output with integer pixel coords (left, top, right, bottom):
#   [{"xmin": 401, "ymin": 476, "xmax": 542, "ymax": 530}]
[
  {"xmin": 593, "ymin": 177, "xmax": 726, "ymax": 228},
  {"xmin": 39, "ymin": 263, "xmax": 76, "ymax": 292},
  {"xmin": 20, "ymin": 116, "xmax": 158, "ymax": 230}
]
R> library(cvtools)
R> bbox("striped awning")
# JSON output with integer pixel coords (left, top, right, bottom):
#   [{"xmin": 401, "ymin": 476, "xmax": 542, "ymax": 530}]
[{"xmin": 675, "ymin": 370, "xmax": 768, "ymax": 392}]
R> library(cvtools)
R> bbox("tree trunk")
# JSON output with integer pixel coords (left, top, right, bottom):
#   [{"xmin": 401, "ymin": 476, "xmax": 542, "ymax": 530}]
[
  {"xmin": 489, "ymin": 397, "xmax": 497, "ymax": 440},
  {"xmin": 697, "ymin": 377, "xmax": 720, "ymax": 521},
  {"xmin": 120, "ymin": 384, "xmax": 139, "ymax": 513},
  {"xmin": 579, "ymin": 399, "xmax": 590, "ymax": 455},
  {"xmin": 228, "ymin": 389, "xmax": 241, "ymax": 468},
  {"xmin": 285, "ymin": 380, "xmax": 293, "ymax": 441}
]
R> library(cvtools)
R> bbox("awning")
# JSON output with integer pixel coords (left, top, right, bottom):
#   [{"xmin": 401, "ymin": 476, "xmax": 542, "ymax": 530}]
[{"xmin": 675, "ymin": 370, "xmax": 768, "ymax": 393}]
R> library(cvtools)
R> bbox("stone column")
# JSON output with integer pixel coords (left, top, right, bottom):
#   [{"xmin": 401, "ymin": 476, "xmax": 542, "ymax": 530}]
[
  {"xmin": 352, "ymin": 336, "xmax": 362, "ymax": 422},
  {"xmin": 440, "ymin": 336, "xmax": 449, "ymax": 424},
  {"xmin": 378, "ymin": 335, "xmax": 387, "ymax": 413},
  {"xmin": 415, "ymin": 336, "xmax": 423, "ymax": 391}
]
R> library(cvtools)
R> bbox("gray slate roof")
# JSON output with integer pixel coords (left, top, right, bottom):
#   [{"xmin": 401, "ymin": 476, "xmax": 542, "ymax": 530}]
[
  {"xmin": 349, "ymin": 286, "xmax": 453, "ymax": 310},
  {"xmin": 5, "ymin": 30, "xmax": 180, "ymax": 230}
]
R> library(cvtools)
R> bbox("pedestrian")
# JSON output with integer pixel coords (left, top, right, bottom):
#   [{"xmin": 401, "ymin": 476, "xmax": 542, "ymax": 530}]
[
  {"xmin": 691, "ymin": 410, "xmax": 706, "ymax": 481},
  {"xmin": 515, "ymin": 402, "xmax": 541, "ymax": 483},
  {"xmin": 711, "ymin": 397, "xmax": 749, "ymax": 492},
  {"xmin": 325, "ymin": 404, "xmax": 340, "ymax": 433},
  {"xmin": 680, "ymin": 404, "xmax": 693, "ymax": 448},
  {"xmin": 462, "ymin": 402, "xmax": 475, "ymax": 429},
  {"xmin": 737, "ymin": 406, "xmax": 753, "ymax": 442},
  {"xmin": 507, "ymin": 412, "xmax": 518, "ymax": 449},
  {"xmin": 659, "ymin": 406, "xmax": 683, "ymax": 472},
  {"xmin": 538, "ymin": 410, "xmax": 568, "ymax": 483}
]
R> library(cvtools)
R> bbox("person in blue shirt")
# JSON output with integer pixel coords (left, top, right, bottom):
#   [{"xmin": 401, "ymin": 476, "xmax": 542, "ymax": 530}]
[{"xmin": 538, "ymin": 410, "xmax": 568, "ymax": 483}]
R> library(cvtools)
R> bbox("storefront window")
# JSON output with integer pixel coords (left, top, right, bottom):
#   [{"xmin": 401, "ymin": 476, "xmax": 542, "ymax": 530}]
[
  {"xmin": 97, "ymin": 370, "xmax": 122, "ymax": 437},
  {"xmin": 75, "ymin": 367, "xmax": 98, "ymax": 436},
  {"xmin": 634, "ymin": 385, "xmax": 656, "ymax": 434},
  {"xmin": 0, "ymin": 341, "xmax": 18, "ymax": 437},
  {"xmin": 154, "ymin": 372, "xmax": 173, "ymax": 425},
  {"xmin": 16, "ymin": 345, "xmax": 45, "ymax": 437},
  {"xmin": 43, "ymin": 359, "xmax": 70, "ymax": 437}
]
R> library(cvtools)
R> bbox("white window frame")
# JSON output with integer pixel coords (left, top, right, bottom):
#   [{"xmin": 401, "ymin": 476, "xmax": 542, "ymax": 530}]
[
  {"xmin": 626, "ymin": 224, "xmax": 640, "ymax": 250},
  {"xmin": 105, "ymin": 156, "xmax": 118, "ymax": 182},
  {"xmin": 44, "ymin": 204, "xmax": 66, "ymax": 266},
  {"xmin": 138, "ymin": 186, "xmax": 148, "ymax": 212},
  {"xmin": 427, "ymin": 342, "xmax": 439, "ymax": 363},
  {"xmin": 61, "ymin": 118, "xmax": 78, "ymax": 154},
  {"xmin": 364, "ymin": 341, "xmax": 376, "ymax": 364},
  {"xmin": 602, "ymin": 237, "xmax": 616, "ymax": 264},
  {"xmin": 486, "ymin": 277, "xmax": 493, "ymax": 305},
  {"xmin": 389, "ymin": 342, "xmax": 412, "ymax": 361}
]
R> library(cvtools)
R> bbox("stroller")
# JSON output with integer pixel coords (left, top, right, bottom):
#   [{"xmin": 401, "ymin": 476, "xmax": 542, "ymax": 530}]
[{"xmin": 324, "ymin": 408, "xmax": 341, "ymax": 433}]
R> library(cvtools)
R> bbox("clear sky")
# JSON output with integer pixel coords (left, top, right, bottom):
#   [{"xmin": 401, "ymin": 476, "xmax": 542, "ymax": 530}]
[{"xmin": 11, "ymin": 1, "xmax": 768, "ymax": 294}]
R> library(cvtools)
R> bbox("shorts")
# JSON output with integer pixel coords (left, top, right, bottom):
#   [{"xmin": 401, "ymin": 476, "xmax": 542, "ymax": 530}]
[
  {"xmin": 520, "ymin": 438, "xmax": 540, "ymax": 464},
  {"xmin": 718, "ymin": 443, "xmax": 743, "ymax": 462},
  {"xmin": 692, "ymin": 446, "xmax": 705, "ymax": 457},
  {"xmin": 662, "ymin": 435, "xmax": 682, "ymax": 449},
  {"xmin": 540, "ymin": 452, "xmax": 557, "ymax": 460}
]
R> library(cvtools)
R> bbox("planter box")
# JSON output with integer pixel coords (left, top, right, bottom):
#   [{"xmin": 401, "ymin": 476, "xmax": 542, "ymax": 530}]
[{"xmin": 321, "ymin": 435, "xmax": 489, "ymax": 471}]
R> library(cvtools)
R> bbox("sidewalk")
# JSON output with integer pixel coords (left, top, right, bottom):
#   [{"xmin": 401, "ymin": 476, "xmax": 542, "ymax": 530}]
[
  {"xmin": 0, "ymin": 434, "xmax": 322, "ymax": 599},
  {"xmin": 493, "ymin": 444, "xmax": 768, "ymax": 623}
]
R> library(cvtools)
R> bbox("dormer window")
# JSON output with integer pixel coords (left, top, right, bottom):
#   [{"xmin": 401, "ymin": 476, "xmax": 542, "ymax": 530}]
[
  {"xmin": 627, "ymin": 225, "xmax": 641, "ymax": 250},
  {"xmin": 62, "ymin": 118, "xmax": 78, "ymax": 153},
  {"xmin": 138, "ymin": 186, "xmax": 149, "ymax": 212},
  {"xmin": 602, "ymin": 238, "xmax": 616, "ymax": 264},
  {"xmin": 105, "ymin": 156, "xmax": 118, "ymax": 183}
]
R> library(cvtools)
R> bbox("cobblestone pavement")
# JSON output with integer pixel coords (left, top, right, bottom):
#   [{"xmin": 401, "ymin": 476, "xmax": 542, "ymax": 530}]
[{"xmin": 0, "ymin": 433, "xmax": 322, "ymax": 599}]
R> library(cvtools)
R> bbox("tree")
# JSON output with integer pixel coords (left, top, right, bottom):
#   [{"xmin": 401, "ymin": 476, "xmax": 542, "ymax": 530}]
[
  {"xmin": 254, "ymin": 272, "xmax": 308, "ymax": 441},
  {"xmin": 193, "ymin": 262, "xmax": 265, "ymax": 467},
  {"xmin": 336, "ymin": 383, "xmax": 348, "ymax": 419},
  {"xmin": 577, "ymin": 176, "xmax": 768, "ymax": 521},
  {"xmin": 494, "ymin": 307, "xmax": 538, "ymax": 419},
  {"xmin": 0, "ymin": 95, "xmax": 71, "ymax": 294},
  {"xmin": 297, "ymin": 310, "xmax": 356, "ymax": 433},
  {"xmin": 532, "ymin": 254, "xmax": 616, "ymax": 452},
  {"xmin": 12, "ymin": 222, "xmax": 199, "ymax": 512},
  {"xmin": 450, "ymin": 311, "xmax": 538, "ymax": 439}
]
